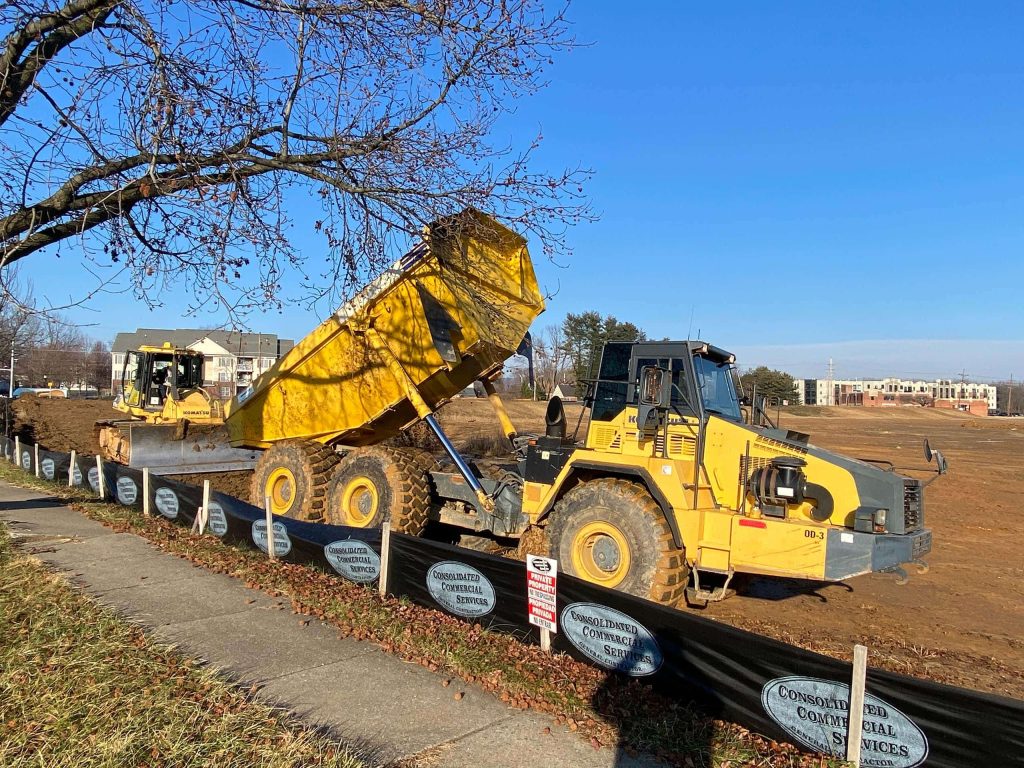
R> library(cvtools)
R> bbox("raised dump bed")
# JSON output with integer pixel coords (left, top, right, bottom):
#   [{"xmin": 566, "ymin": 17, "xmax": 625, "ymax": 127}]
[{"xmin": 225, "ymin": 209, "xmax": 544, "ymax": 449}]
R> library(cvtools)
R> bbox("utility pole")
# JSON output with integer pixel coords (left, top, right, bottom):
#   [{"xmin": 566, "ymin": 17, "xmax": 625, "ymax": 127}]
[
  {"xmin": 1008, "ymin": 374, "xmax": 1014, "ymax": 415},
  {"xmin": 826, "ymin": 358, "xmax": 835, "ymax": 407},
  {"xmin": 957, "ymin": 369, "xmax": 967, "ymax": 411},
  {"xmin": 8, "ymin": 341, "xmax": 13, "ymax": 398}
]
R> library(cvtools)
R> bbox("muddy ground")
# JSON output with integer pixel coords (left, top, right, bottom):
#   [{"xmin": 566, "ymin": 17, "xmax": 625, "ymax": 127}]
[{"xmin": 8, "ymin": 395, "xmax": 1023, "ymax": 699}]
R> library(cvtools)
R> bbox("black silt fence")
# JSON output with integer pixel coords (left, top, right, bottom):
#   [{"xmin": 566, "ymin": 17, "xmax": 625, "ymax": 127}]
[
  {"xmin": 3, "ymin": 435, "xmax": 1022, "ymax": 768},
  {"xmin": 386, "ymin": 532, "xmax": 1023, "ymax": 768}
]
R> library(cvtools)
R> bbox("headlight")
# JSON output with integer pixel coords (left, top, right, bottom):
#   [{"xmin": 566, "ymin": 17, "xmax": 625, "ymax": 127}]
[{"xmin": 873, "ymin": 508, "xmax": 888, "ymax": 532}]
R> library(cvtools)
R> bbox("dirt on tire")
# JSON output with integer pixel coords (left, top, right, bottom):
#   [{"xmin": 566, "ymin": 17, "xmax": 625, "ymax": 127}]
[
  {"xmin": 547, "ymin": 477, "xmax": 688, "ymax": 605},
  {"xmin": 249, "ymin": 439, "xmax": 338, "ymax": 521},
  {"xmin": 326, "ymin": 446, "xmax": 431, "ymax": 534}
]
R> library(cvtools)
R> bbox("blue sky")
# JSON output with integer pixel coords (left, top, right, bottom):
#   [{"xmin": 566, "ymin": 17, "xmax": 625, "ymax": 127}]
[{"xmin": 19, "ymin": 2, "xmax": 1024, "ymax": 380}]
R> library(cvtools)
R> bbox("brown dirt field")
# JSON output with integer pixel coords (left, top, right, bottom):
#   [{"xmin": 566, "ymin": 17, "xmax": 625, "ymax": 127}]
[
  {"xmin": 9, "ymin": 396, "xmax": 1023, "ymax": 698},
  {"xmin": 8, "ymin": 395, "xmax": 114, "ymax": 454},
  {"xmin": 712, "ymin": 407, "xmax": 1024, "ymax": 699}
]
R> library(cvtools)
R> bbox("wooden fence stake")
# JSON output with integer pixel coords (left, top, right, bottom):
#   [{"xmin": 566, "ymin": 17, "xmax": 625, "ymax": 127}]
[
  {"xmin": 540, "ymin": 628, "xmax": 552, "ymax": 653},
  {"xmin": 68, "ymin": 449, "xmax": 76, "ymax": 487},
  {"xmin": 199, "ymin": 479, "xmax": 211, "ymax": 534},
  {"xmin": 846, "ymin": 644, "xmax": 868, "ymax": 767},
  {"xmin": 142, "ymin": 467, "xmax": 151, "ymax": 517},
  {"xmin": 189, "ymin": 482, "xmax": 209, "ymax": 534},
  {"xmin": 95, "ymin": 455, "xmax": 104, "ymax": 499},
  {"xmin": 34, "ymin": 443, "xmax": 39, "ymax": 477},
  {"xmin": 14, "ymin": 435, "xmax": 19, "ymax": 466},
  {"xmin": 263, "ymin": 494, "xmax": 275, "ymax": 560},
  {"xmin": 378, "ymin": 522, "xmax": 391, "ymax": 596}
]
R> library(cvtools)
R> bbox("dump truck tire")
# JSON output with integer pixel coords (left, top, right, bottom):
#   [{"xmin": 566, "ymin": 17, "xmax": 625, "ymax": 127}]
[
  {"xmin": 250, "ymin": 440, "xmax": 338, "ymax": 521},
  {"xmin": 325, "ymin": 446, "xmax": 431, "ymax": 535},
  {"xmin": 547, "ymin": 478, "xmax": 687, "ymax": 605}
]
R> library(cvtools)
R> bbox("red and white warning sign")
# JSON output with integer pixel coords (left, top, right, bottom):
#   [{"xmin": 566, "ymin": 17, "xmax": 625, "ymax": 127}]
[{"xmin": 526, "ymin": 554, "xmax": 558, "ymax": 633}]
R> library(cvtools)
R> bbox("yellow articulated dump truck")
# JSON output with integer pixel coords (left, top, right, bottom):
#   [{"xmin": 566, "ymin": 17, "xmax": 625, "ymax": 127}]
[{"xmin": 223, "ymin": 207, "xmax": 945, "ymax": 605}]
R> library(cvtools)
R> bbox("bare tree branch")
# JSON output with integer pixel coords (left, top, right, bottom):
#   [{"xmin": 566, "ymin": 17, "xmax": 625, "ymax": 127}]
[{"xmin": 1, "ymin": 0, "xmax": 592, "ymax": 322}]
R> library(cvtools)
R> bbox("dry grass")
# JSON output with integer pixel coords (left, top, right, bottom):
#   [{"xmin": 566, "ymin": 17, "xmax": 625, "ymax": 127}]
[{"xmin": 0, "ymin": 524, "xmax": 366, "ymax": 768}]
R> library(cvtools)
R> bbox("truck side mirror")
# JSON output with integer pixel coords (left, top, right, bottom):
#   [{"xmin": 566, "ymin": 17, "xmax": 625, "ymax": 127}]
[
  {"xmin": 636, "ymin": 366, "xmax": 671, "ymax": 435},
  {"xmin": 924, "ymin": 438, "xmax": 949, "ymax": 476},
  {"xmin": 639, "ymin": 366, "xmax": 671, "ymax": 407}
]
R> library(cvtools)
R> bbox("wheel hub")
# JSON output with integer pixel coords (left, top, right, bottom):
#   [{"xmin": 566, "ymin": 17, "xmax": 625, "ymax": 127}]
[
  {"xmin": 266, "ymin": 467, "xmax": 296, "ymax": 515},
  {"xmin": 590, "ymin": 535, "xmax": 621, "ymax": 572},
  {"xmin": 341, "ymin": 476, "xmax": 379, "ymax": 527},
  {"xmin": 571, "ymin": 520, "xmax": 631, "ymax": 587}
]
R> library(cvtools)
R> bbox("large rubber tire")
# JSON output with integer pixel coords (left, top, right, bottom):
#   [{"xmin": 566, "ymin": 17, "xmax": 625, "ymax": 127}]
[
  {"xmin": 325, "ymin": 446, "xmax": 431, "ymax": 535},
  {"xmin": 249, "ymin": 440, "xmax": 339, "ymax": 521},
  {"xmin": 547, "ymin": 478, "xmax": 687, "ymax": 605}
]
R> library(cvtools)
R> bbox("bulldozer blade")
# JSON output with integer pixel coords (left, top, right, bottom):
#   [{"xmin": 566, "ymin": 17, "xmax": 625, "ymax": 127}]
[{"xmin": 99, "ymin": 421, "xmax": 260, "ymax": 475}]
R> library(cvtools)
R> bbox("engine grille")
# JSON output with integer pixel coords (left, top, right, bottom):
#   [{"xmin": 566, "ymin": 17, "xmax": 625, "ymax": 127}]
[{"xmin": 903, "ymin": 480, "xmax": 924, "ymax": 532}]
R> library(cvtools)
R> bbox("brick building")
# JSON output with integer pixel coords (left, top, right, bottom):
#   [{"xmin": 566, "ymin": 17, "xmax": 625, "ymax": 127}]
[{"xmin": 798, "ymin": 377, "xmax": 996, "ymax": 416}]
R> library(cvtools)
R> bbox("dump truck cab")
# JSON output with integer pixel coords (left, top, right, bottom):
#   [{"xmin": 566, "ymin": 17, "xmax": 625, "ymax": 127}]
[{"xmin": 520, "ymin": 341, "xmax": 942, "ymax": 604}]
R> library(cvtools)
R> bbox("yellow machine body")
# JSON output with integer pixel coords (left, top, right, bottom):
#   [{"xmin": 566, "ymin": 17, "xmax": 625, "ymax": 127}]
[
  {"xmin": 225, "ymin": 209, "xmax": 544, "ymax": 449},
  {"xmin": 115, "ymin": 344, "xmax": 224, "ymax": 425},
  {"xmin": 517, "ymin": 341, "xmax": 933, "ymax": 596},
  {"xmin": 522, "ymin": 412, "xmax": 856, "ymax": 580}
]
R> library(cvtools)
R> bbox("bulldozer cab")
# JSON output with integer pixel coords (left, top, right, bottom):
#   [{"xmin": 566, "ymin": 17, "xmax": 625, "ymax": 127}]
[
  {"xmin": 121, "ymin": 345, "xmax": 204, "ymax": 412},
  {"xmin": 588, "ymin": 340, "xmax": 742, "ymax": 434}
]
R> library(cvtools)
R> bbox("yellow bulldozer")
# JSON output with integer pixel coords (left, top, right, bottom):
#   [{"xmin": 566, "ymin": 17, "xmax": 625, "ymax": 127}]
[
  {"xmin": 202, "ymin": 207, "xmax": 944, "ymax": 605},
  {"xmin": 98, "ymin": 344, "xmax": 260, "ymax": 474}
]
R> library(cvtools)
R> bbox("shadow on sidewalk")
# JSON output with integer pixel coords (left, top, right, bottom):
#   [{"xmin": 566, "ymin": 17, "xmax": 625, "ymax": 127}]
[
  {"xmin": 590, "ymin": 670, "xmax": 716, "ymax": 768},
  {"xmin": 0, "ymin": 496, "xmax": 67, "ymax": 512}
]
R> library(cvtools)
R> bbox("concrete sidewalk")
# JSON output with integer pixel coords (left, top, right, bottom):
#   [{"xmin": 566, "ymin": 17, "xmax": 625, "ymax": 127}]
[{"xmin": 0, "ymin": 483, "xmax": 657, "ymax": 768}]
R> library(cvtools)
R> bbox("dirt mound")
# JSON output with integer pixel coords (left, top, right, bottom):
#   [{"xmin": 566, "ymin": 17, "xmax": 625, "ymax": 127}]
[
  {"xmin": 9, "ymin": 396, "xmax": 116, "ymax": 454},
  {"xmin": 961, "ymin": 418, "xmax": 1022, "ymax": 430},
  {"xmin": 169, "ymin": 470, "xmax": 253, "ymax": 501}
]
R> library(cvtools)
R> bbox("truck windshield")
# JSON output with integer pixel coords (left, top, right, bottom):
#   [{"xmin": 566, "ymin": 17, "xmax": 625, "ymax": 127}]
[{"xmin": 693, "ymin": 355, "xmax": 742, "ymax": 421}]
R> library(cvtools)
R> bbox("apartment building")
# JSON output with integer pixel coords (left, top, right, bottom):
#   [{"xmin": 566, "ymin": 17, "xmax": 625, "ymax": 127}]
[
  {"xmin": 797, "ymin": 376, "xmax": 997, "ymax": 416},
  {"xmin": 111, "ymin": 329, "xmax": 294, "ymax": 399}
]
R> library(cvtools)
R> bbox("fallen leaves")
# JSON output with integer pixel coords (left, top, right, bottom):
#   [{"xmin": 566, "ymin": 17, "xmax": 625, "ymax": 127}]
[{"xmin": 0, "ymin": 468, "xmax": 851, "ymax": 768}]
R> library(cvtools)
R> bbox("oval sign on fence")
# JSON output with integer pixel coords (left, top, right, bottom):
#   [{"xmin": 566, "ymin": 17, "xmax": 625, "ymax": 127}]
[
  {"xmin": 87, "ymin": 466, "xmax": 100, "ymax": 492},
  {"xmin": 116, "ymin": 477, "xmax": 138, "ymax": 505},
  {"xmin": 325, "ymin": 540, "xmax": 380, "ymax": 583},
  {"xmin": 154, "ymin": 487, "xmax": 178, "ymax": 519},
  {"xmin": 72, "ymin": 465, "xmax": 82, "ymax": 486},
  {"xmin": 761, "ymin": 676, "xmax": 928, "ymax": 768},
  {"xmin": 560, "ymin": 602, "xmax": 663, "ymax": 677},
  {"xmin": 425, "ymin": 561, "xmax": 495, "ymax": 618},
  {"xmin": 206, "ymin": 501, "xmax": 228, "ymax": 537},
  {"xmin": 252, "ymin": 519, "xmax": 291, "ymax": 557},
  {"xmin": 41, "ymin": 458, "xmax": 55, "ymax": 480},
  {"xmin": 21, "ymin": 450, "xmax": 31, "ymax": 470}
]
